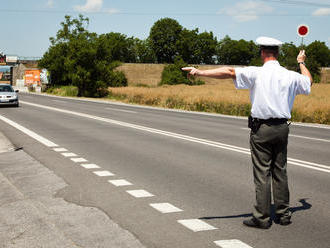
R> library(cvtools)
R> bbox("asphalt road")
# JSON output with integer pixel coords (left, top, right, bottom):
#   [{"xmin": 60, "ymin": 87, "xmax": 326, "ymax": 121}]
[{"xmin": 1, "ymin": 93, "xmax": 329, "ymax": 248}]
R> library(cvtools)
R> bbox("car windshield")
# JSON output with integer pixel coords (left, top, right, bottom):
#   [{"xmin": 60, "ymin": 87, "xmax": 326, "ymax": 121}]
[{"xmin": 0, "ymin": 85, "xmax": 14, "ymax": 92}]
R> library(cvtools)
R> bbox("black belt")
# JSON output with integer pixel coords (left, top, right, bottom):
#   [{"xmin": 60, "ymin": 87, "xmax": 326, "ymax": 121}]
[
  {"xmin": 252, "ymin": 117, "xmax": 288, "ymax": 125},
  {"xmin": 248, "ymin": 116, "xmax": 288, "ymax": 132}
]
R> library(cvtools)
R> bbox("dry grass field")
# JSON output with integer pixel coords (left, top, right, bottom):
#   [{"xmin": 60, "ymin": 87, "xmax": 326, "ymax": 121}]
[
  {"xmin": 116, "ymin": 64, "xmax": 242, "ymax": 86},
  {"xmin": 116, "ymin": 63, "xmax": 330, "ymax": 86},
  {"xmin": 116, "ymin": 63, "xmax": 165, "ymax": 87},
  {"xmin": 108, "ymin": 82, "xmax": 330, "ymax": 124}
]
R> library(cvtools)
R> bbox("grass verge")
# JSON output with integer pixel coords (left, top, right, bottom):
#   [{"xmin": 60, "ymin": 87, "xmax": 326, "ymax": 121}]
[{"xmin": 46, "ymin": 85, "xmax": 78, "ymax": 97}]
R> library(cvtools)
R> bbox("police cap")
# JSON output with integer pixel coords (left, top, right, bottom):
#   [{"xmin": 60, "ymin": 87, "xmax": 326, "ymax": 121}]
[{"xmin": 256, "ymin": 36, "xmax": 283, "ymax": 47}]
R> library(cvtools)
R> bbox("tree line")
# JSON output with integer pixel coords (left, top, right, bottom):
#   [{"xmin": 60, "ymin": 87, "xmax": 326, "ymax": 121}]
[{"xmin": 39, "ymin": 15, "xmax": 330, "ymax": 97}]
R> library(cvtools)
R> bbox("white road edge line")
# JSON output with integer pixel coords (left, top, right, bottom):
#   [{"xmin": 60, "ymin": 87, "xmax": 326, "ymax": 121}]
[
  {"xmin": 105, "ymin": 107, "xmax": 137, "ymax": 114},
  {"xmin": 52, "ymin": 100, "xmax": 65, "ymax": 103},
  {"xmin": 177, "ymin": 219, "xmax": 217, "ymax": 232},
  {"xmin": 12, "ymin": 102, "xmax": 330, "ymax": 173},
  {"xmin": 0, "ymin": 114, "xmax": 58, "ymax": 147},
  {"xmin": 214, "ymin": 239, "xmax": 254, "ymax": 248}
]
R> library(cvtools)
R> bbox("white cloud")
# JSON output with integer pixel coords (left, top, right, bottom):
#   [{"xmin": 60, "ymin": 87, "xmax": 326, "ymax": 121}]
[
  {"xmin": 74, "ymin": 0, "xmax": 119, "ymax": 14},
  {"xmin": 46, "ymin": 0, "xmax": 54, "ymax": 8},
  {"xmin": 218, "ymin": 1, "xmax": 273, "ymax": 22},
  {"xmin": 106, "ymin": 8, "xmax": 120, "ymax": 14},
  {"xmin": 74, "ymin": 0, "xmax": 103, "ymax": 12},
  {"xmin": 312, "ymin": 8, "xmax": 330, "ymax": 16}
]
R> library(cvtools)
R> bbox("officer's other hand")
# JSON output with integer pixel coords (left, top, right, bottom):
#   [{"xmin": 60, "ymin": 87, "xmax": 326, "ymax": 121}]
[{"xmin": 297, "ymin": 50, "xmax": 306, "ymax": 63}]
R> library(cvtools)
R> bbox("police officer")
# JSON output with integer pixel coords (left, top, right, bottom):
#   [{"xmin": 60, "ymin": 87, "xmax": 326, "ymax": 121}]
[{"xmin": 182, "ymin": 36, "xmax": 312, "ymax": 229}]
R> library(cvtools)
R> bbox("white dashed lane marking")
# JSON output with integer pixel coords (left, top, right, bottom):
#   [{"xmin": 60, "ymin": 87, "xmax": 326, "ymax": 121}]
[
  {"xmin": 53, "ymin": 147, "xmax": 68, "ymax": 152},
  {"xmin": 108, "ymin": 179, "xmax": 133, "ymax": 186},
  {"xmin": 214, "ymin": 239, "xmax": 253, "ymax": 248},
  {"xmin": 177, "ymin": 219, "xmax": 217, "ymax": 232},
  {"xmin": 126, "ymin": 190, "xmax": 154, "ymax": 198},
  {"xmin": 71, "ymin": 157, "xmax": 88, "ymax": 163},
  {"xmin": 80, "ymin": 164, "xmax": 100, "ymax": 169},
  {"xmin": 93, "ymin": 171, "xmax": 115, "ymax": 177},
  {"xmin": 61, "ymin": 152, "xmax": 77, "ymax": 157},
  {"xmin": 149, "ymin": 203, "xmax": 183, "ymax": 214}
]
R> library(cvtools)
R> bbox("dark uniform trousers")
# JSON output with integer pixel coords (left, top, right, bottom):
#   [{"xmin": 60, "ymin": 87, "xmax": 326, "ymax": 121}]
[{"xmin": 250, "ymin": 122, "xmax": 292, "ymax": 224}]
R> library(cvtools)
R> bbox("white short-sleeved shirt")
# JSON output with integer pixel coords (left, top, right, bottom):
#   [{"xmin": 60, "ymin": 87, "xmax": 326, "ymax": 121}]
[{"xmin": 233, "ymin": 60, "xmax": 311, "ymax": 119}]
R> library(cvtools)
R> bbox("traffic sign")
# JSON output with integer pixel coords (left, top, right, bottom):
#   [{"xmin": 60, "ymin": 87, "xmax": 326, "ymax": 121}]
[{"xmin": 297, "ymin": 24, "xmax": 309, "ymax": 37}]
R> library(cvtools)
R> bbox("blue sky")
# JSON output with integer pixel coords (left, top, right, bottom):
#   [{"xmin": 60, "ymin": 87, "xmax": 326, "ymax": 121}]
[{"xmin": 1, "ymin": 0, "xmax": 329, "ymax": 57}]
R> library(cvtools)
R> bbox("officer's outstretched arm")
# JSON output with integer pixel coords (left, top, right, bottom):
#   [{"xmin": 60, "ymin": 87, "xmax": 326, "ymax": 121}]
[{"xmin": 182, "ymin": 67, "xmax": 236, "ymax": 80}]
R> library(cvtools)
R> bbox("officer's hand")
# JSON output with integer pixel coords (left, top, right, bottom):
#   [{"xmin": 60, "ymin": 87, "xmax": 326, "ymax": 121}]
[
  {"xmin": 182, "ymin": 67, "xmax": 200, "ymax": 77},
  {"xmin": 297, "ymin": 50, "xmax": 306, "ymax": 63}
]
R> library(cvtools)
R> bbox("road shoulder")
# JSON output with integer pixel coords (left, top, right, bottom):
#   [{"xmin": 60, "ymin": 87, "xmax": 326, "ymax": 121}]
[{"xmin": 0, "ymin": 132, "xmax": 146, "ymax": 248}]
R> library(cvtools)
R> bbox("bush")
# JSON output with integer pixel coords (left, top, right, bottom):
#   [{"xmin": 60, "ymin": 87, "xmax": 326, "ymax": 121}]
[
  {"xmin": 108, "ymin": 70, "xmax": 128, "ymax": 87},
  {"xmin": 47, "ymin": 85, "xmax": 79, "ymax": 97},
  {"xmin": 159, "ymin": 57, "xmax": 205, "ymax": 86}
]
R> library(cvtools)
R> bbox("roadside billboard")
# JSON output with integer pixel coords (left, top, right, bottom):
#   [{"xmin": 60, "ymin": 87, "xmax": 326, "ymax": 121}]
[
  {"xmin": 25, "ymin": 69, "xmax": 41, "ymax": 86},
  {"xmin": 0, "ymin": 54, "xmax": 5, "ymax": 65},
  {"xmin": 6, "ymin": 55, "xmax": 18, "ymax": 64}
]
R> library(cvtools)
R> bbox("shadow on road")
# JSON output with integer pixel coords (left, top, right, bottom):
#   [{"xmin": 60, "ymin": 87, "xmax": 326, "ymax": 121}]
[{"xmin": 199, "ymin": 198, "xmax": 312, "ymax": 220}]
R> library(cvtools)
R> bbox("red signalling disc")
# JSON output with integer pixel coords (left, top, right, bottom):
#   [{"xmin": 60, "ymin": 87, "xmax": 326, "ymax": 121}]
[{"xmin": 297, "ymin": 24, "xmax": 309, "ymax": 37}]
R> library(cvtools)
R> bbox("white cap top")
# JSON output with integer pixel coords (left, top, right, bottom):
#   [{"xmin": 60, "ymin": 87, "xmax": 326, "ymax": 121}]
[{"xmin": 256, "ymin": 36, "xmax": 283, "ymax": 47}]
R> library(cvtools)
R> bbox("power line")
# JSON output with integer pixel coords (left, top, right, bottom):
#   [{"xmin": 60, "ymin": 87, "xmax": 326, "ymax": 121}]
[
  {"xmin": 260, "ymin": 0, "xmax": 330, "ymax": 8},
  {"xmin": 0, "ymin": 9, "xmax": 320, "ymax": 16}
]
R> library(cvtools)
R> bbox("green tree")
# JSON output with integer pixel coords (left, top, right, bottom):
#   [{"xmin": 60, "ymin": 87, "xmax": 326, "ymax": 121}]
[
  {"xmin": 177, "ymin": 28, "xmax": 217, "ymax": 64},
  {"xmin": 216, "ymin": 36, "xmax": 258, "ymax": 65},
  {"xmin": 96, "ymin": 32, "xmax": 137, "ymax": 63},
  {"xmin": 149, "ymin": 18, "xmax": 183, "ymax": 63},
  {"xmin": 278, "ymin": 41, "xmax": 329, "ymax": 83},
  {"xmin": 278, "ymin": 42, "xmax": 300, "ymax": 71},
  {"xmin": 196, "ymin": 31, "xmax": 218, "ymax": 64},
  {"xmin": 304, "ymin": 41, "xmax": 330, "ymax": 83},
  {"xmin": 39, "ymin": 42, "xmax": 71, "ymax": 86},
  {"xmin": 305, "ymin": 41, "xmax": 330, "ymax": 67},
  {"xmin": 133, "ymin": 38, "xmax": 156, "ymax": 63},
  {"xmin": 39, "ymin": 15, "xmax": 127, "ymax": 97},
  {"xmin": 177, "ymin": 28, "xmax": 199, "ymax": 64}
]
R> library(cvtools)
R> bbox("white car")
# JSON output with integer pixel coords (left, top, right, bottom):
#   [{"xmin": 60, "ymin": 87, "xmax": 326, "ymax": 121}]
[{"xmin": 0, "ymin": 84, "xmax": 19, "ymax": 107}]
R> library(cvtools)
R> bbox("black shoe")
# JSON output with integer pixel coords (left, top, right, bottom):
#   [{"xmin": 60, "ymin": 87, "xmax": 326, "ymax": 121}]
[
  {"xmin": 274, "ymin": 215, "xmax": 292, "ymax": 226},
  {"xmin": 279, "ymin": 218, "xmax": 291, "ymax": 226},
  {"xmin": 243, "ymin": 218, "xmax": 271, "ymax": 229}
]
